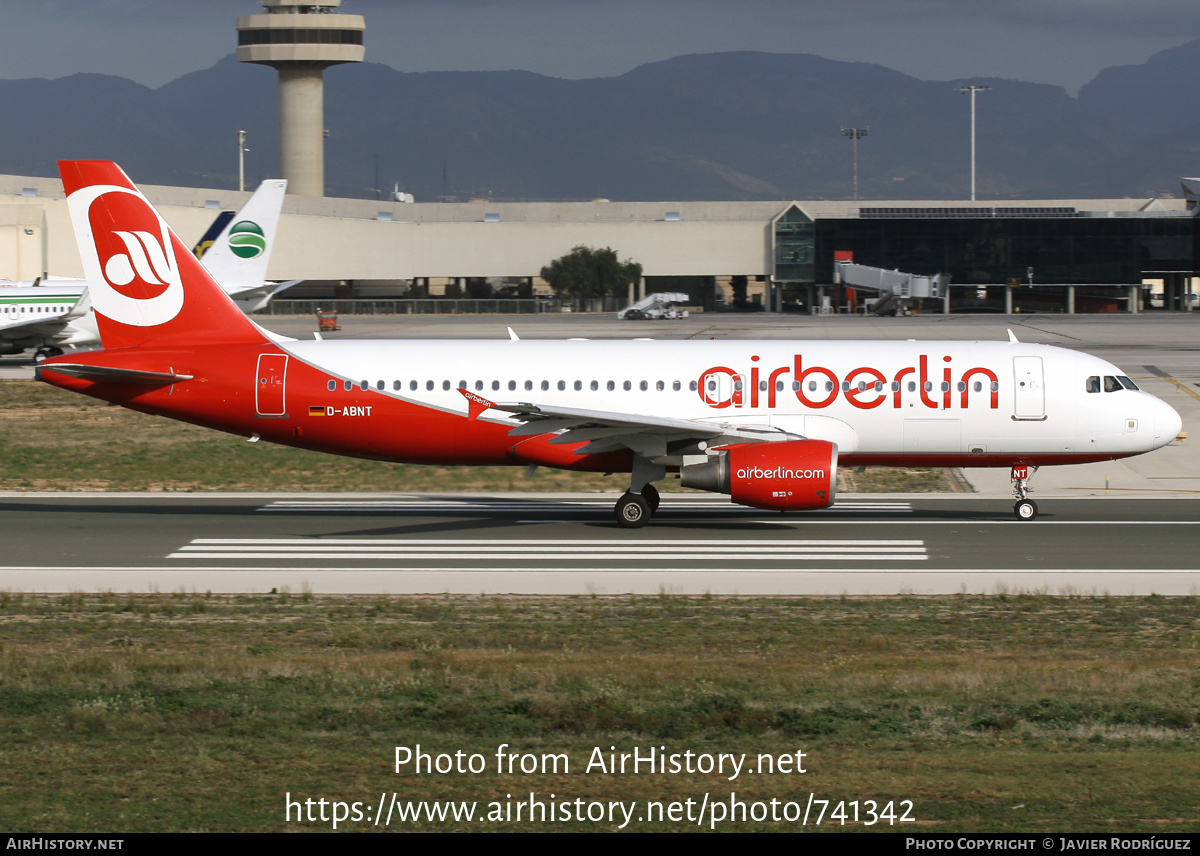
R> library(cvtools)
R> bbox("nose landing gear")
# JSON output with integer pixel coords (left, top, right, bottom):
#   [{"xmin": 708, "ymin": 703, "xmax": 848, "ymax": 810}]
[{"xmin": 1011, "ymin": 464, "xmax": 1038, "ymax": 521}]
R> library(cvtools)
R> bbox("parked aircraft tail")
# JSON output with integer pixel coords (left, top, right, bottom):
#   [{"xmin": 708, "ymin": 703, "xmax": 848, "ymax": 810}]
[
  {"xmin": 191, "ymin": 211, "xmax": 235, "ymax": 260},
  {"xmin": 198, "ymin": 179, "xmax": 287, "ymax": 292}
]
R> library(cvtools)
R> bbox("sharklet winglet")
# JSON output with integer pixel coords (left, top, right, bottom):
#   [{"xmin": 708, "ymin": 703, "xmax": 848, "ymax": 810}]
[{"xmin": 457, "ymin": 387, "xmax": 495, "ymax": 420}]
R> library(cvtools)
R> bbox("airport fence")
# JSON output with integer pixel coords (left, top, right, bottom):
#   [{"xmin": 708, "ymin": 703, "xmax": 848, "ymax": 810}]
[{"xmin": 264, "ymin": 298, "xmax": 622, "ymax": 316}]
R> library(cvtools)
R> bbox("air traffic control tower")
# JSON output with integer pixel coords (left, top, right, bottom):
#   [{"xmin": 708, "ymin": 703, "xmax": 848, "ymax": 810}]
[{"xmin": 236, "ymin": 2, "xmax": 365, "ymax": 196}]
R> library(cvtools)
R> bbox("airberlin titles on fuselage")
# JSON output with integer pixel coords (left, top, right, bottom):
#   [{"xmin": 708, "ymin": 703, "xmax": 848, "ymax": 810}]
[{"xmin": 699, "ymin": 354, "xmax": 1000, "ymax": 411}]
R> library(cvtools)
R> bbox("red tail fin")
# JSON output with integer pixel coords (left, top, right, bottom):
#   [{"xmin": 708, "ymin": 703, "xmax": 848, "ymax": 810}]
[{"xmin": 58, "ymin": 160, "xmax": 268, "ymax": 350}]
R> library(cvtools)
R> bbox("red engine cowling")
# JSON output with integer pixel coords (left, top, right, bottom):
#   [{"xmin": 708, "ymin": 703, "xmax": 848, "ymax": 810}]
[{"xmin": 680, "ymin": 439, "xmax": 838, "ymax": 511}]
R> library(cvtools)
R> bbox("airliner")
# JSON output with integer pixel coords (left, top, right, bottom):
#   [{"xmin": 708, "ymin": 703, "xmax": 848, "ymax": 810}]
[
  {"xmin": 38, "ymin": 161, "xmax": 1183, "ymax": 526},
  {"xmin": 0, "ymin": 178, "xmax": 291, "ymax": 359}
]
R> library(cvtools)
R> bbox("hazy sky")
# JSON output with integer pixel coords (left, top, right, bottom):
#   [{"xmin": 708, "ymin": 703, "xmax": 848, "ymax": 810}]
[{"xmin": 0, "ymin": 0, "xmax": 1196, "ymax": 94}]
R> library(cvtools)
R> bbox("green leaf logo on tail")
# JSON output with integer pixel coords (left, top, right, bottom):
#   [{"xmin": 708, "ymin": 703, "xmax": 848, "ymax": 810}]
[{"xmin": 228, "ymin": 220, "xmax": 266, "ymax": 259}]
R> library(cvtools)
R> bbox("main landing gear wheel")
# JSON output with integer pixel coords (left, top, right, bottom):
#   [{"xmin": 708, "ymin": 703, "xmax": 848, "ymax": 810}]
[
  {"xmin": 641, "ymin": 483, "xmax": 661, "ymax": 512},
  {"xmin": 615, "ymin": 492, "xmax": 651, "ymax": 528},
  {"xmin": 1014, "ymin": 499, "xmax": 1038, "ymax": 521}
]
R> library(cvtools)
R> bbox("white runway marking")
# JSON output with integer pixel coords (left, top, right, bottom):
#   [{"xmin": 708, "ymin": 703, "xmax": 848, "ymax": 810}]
[{"xmin": 170, "ymin": 537, "xmax": 928, "ymax": 563}]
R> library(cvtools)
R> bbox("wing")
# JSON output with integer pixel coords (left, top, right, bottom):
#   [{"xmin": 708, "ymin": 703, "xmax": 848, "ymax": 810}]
[
  {"xmin": 0, "ymin": 313, "xmax": 72, "ymax": 341},
  {"xmin": 465, "ymin": 392, "xmax": 800, "ymax": 458}
]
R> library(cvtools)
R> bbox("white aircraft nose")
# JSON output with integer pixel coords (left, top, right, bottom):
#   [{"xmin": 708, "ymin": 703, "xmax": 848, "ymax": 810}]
[{"xmin": 1151, "ymin": 396, "xmax": 1183, "ymax": 448}]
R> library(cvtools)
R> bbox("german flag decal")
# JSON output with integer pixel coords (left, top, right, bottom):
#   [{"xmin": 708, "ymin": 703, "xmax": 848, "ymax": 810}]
[{"xmin": 308, "ymin": 405, "xmax": 327, "ymax": 416}]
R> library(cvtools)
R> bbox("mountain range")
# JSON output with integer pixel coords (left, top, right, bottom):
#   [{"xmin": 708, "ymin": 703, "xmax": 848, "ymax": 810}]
[{"xmin": 4, "ymin": 40, "xmax": 1200, "ymax": 202}]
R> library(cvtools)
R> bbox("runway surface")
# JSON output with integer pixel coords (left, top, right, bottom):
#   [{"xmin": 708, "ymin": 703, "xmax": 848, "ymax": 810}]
[{"xmin": 2, "ymin": 493, "xmax": 1197, "ymax": 595}]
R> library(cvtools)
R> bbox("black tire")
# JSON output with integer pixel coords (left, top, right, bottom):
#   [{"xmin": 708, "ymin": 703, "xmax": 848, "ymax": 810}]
[
  {"xmin": 641, "ymin": 483, "xmax": 661, "ymax": 512},
  {"xmin": 615, "ymin": 492, "xmax": 650, "ymax": 528},
  {"xmin": 1014, "ymin": 499, "xmax": 1038, "ymax": 521}
]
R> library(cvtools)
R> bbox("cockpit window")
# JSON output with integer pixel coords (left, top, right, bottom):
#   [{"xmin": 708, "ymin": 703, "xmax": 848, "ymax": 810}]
[
  {"xmin": 1118, "ymin": 376, "xmax": 1139, "ymax": 391},
  {"xmin": 1103, "ymin": 376, "xmax": 1123, "ymax": 392},
  {"xmin": 1086, "ymin": 376, "xmax": 1100, "ymax": 393}
]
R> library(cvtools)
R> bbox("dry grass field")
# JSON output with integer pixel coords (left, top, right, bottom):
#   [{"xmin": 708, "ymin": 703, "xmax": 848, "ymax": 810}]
[{"xmin": 0, "ymin": 592, "xmax": 1197, "ymax": 832}]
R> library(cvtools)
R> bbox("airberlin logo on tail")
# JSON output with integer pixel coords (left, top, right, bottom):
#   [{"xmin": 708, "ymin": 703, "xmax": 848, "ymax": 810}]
[
  {"xmin": 105, "ymin": 231, "xmax": 172, "ymax": 293},
  {"xmin": 228, "ymin": 221, "xmax": 266, "ymax": 259},
  {"xmin": 69, "ymin": 184, "xmax": 184, "ymax": 328}
]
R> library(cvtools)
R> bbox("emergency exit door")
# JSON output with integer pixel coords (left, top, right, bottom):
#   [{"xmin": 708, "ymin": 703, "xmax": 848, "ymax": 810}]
[
  {"xmin": 255, "ymin": 353, "xmax": 288, "ymax": 417},
  {"xmin": 1012, "ymin": 356, "xmax": 1045, "ymax": 420}
]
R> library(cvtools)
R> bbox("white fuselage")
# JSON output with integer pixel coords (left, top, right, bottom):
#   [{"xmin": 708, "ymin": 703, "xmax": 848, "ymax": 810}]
[{"xmin": 281, "ymin": 337, "xmax": 1182, "ymax": 466}]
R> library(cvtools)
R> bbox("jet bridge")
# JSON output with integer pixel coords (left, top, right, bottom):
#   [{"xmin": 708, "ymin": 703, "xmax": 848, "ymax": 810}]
[{"xmin": 833, "ymin": 261, "xmax": 949, "ymax": 316}]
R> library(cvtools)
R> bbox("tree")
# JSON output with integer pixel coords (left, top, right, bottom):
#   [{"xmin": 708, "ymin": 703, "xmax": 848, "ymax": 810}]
[{"xmin": 540, "ymin": 245, "xmax": 642, "ymax": 299}]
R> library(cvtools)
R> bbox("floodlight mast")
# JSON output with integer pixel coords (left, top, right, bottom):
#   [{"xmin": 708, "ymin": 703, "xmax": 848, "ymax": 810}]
[
  {"xmin": 840, "ymin": 127, "xmax": 869, "ymax": 201},
  {"xmin": 957, "ymin": 84, "xmax": 990, "ymax": 201},
  {"xmin": 237, "ymin": 130, "xmax": 248, "ymax": 192}
]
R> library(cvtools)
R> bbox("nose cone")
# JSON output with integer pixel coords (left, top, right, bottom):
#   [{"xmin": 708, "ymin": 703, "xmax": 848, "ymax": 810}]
[{"xmin": 1150, "ymin": 396, "xmax": 1183, "ymax": 450}]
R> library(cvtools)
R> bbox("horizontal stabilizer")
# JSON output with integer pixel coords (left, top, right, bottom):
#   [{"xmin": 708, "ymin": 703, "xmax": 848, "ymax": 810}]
[{"xmin": 37, "ymin": 363, "xmax": 194, "ymax": 385}]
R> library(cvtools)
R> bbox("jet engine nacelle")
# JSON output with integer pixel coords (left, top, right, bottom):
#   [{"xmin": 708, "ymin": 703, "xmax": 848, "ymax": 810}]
[{"xmin": 680, "ymin": 439, "xmax": 838, "ymax": 511}]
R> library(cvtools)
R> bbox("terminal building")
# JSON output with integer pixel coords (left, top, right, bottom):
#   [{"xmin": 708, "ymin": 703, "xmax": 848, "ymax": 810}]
[{"xmin": 0, "ymin": 171, "xmax": 1195, "ymax": 314}]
